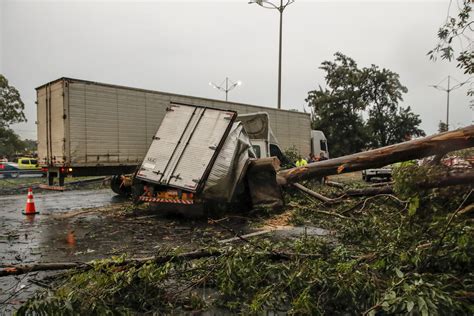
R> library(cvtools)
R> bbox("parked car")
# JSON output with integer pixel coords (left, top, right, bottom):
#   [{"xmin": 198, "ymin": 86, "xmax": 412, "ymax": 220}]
[
  {"xmin": 0, "ymin": 162, "xmax": 20, "ymax": 178},
  {"xmin": 0, "ymin": 159, "xmax": 46, "ymax": 178},
  {"xmin": 362, "ymin": 166, "xmax": 392, "ymax": 182}
]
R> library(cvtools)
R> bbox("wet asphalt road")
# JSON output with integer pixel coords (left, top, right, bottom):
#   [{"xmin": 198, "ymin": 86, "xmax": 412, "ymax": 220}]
[
  {"xmin": 0, "ymin": 188, "xmax": 329, "ymax": 314},
  {"xmin": 0, "ymin": 188, "xmax": 236, "ymax": 314},
  {"xmin": 0, "ymin": 189, "xmax": 125, "ymax": 314},
  {"xmin": 0, "ymin": 189, "xmax": 124, "ymax": 264}
]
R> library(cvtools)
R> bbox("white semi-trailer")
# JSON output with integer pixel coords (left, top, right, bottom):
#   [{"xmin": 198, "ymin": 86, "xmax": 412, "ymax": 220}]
[{"xmin": 36, "ymin": 78, "xmax": 327, "ymax": 188}]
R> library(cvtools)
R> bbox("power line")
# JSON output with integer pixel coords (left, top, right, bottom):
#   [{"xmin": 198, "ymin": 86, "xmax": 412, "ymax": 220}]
[{"xmin": 429, "ymin": 75, "xmax": 470, "ymax": 130}]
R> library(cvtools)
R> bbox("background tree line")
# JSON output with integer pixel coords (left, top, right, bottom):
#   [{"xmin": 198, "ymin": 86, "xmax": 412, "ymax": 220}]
[
  {"xmin": 0, "ymin": 74, "xmax": 36, "ymax": 159},
  {"xmin": 307, "ymin": 53, "xmax": 425, "ymax": 157}
]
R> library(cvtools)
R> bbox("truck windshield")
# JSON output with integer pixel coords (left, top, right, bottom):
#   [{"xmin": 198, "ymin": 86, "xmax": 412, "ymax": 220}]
[
  {"xmin": 320, "ymin": 140, "xmax": 327, "ymax": 152},
  {"xmin": 252, "ymin": 145, "xmax": 261, "ymax": 158}
]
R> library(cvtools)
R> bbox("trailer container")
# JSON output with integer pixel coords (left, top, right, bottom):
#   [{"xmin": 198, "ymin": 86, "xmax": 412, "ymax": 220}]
[{"xmin": 36, "ymin": 78, "xmax": 312, "ymax": 185}]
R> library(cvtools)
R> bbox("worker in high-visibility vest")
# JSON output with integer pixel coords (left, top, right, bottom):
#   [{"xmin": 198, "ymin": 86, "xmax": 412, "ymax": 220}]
[{"xmin": 296, "ymin": 156, "xmax": 308, "ymax": 167}]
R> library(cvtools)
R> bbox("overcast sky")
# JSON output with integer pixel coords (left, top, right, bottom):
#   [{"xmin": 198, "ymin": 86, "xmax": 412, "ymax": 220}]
[{"xmin": 1, "ymin": 0, "xmax": 472, "ymax": 140}]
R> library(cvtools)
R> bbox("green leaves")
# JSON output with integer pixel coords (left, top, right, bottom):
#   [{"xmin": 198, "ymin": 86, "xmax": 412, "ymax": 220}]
[
  {"xmin": 394, "ymin": 267, "xmax": 404, "ymax": 278},
  {"xmin": 307, "ymin": 53, "xmax": 424, "ymax": 157},
  {"xmin": 408, "ymin": 196, "xmax": 420, "ymax": 216},
  {"xmin": 0, "ymin": 74, "xmax": 26, "ymax": 128},
  {"xmin": 0, "ymin": 74, "xmax": 29, "ymax": 158},
  {"xmin": 429, "ymin": 0, "xmax": 472, "ymax": 94}
]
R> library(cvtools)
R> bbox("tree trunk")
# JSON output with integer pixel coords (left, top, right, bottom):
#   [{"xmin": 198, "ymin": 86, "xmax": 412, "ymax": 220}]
[{"xmin": 277, "ymin": 125, "xmax": 474, "ymax": 185}]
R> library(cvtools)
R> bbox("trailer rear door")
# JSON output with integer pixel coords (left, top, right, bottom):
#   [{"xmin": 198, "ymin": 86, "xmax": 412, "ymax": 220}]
[{"xmin": 136, "ymin": 103, "xmax": 236, "ymax": 192}]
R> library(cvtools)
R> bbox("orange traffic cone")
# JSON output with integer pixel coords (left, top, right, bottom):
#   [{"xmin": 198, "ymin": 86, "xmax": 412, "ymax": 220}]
[{"xmin": 22, "ymin": 187, "xmax": 39, "ymax": 215}]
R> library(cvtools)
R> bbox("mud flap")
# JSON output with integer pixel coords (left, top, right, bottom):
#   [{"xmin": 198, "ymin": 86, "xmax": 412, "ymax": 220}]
[{"xmin": 245, "ymin": 157, "xmax": 284, "ymax": 210}]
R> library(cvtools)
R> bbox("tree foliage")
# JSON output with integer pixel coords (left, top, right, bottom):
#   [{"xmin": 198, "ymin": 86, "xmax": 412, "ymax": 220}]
[
  {"xmin": 306, "ymin": 53, "xmax": 369, "ymax": 157},
  {"xmin": 0, "ymin": 74, "xmax": 26, "ymax": 128},
  {"xmin": 428, "ymin": 0, "xmax": 473, "ymax": 75},
  {"xmin": 428, "ymin": 0, "xmax": 473, "ymax": 99},
  {"xmin": 438, "ymin": 121, "xmax": 449, "ymax": 133},
  {"xmin": 0, "ymin": 74, "xmax": 28, "ymax": 158},
  {"xmin": 0, "ymin": 127, "xmax": 26, "ymax": 157},
  {"xmin": 307, "ymin": 53, "xmax": 425, "ymax": 156}
]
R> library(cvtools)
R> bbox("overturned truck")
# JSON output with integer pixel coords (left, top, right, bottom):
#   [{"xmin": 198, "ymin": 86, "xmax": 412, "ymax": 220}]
[
  {"xmin": 129, "ymin": 103, "xmax": 290, "ymax": 211},
  {"xmin": 129, "ymin": 102, "xmax": 474, "ymax": 212}
]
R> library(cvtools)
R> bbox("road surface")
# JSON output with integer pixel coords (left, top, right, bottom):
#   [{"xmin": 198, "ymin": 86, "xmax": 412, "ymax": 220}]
[
  {"xmin": 0, "ymin": 188, "xmax": 231, "ymax": 314},
  {"xmin": 0, "ymin": 187, "xmax": 327, "ymax": 314}
]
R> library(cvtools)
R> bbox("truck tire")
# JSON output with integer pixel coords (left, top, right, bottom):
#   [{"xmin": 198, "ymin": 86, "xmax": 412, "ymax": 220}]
[
  {"xmin": 110, "ymin": 175, "xmax": 131, "ymax": 197},
  {"xmin": 365, "ymin": 175, "xmax": 372, "ymax": 182}
]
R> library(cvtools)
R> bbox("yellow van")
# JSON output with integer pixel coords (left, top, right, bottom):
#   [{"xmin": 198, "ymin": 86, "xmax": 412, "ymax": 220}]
[{"xmin": 14, "ymin": 157, "xmax": 40, "ymax": 170}]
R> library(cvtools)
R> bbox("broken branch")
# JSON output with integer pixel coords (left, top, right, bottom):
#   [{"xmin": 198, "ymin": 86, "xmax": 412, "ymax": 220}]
[{"xmin": 292, "ymin": 182, "xmax": 341, "ymax": 204}]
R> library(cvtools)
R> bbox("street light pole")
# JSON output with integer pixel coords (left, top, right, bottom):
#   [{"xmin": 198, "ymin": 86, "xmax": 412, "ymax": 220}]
[
  {"xmin": 249, "ymin": 0, "xmax": 295, "ymax": 109},
  {"xmin": 430, "ymin": 75, "xmax": 468, "ymax": 130},
  {"xmin": 446, "ymin": 76, "xmax": 450, "ymax": 130},
  {"xmin": 209, "ymin": 77, "xmax": 242, "ymax": 101},
  {"xmin": 225, "ymin": 77, "xmax": 229, "ymax": 101},
  {"xmin": 278, "ymin": 0, "xmax": 283, "ymax": 109}
]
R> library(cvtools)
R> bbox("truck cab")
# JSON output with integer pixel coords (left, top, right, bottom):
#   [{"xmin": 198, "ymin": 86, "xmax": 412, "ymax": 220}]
[
  {"xmin": 311, "ymin": 130, "xmax": 329, "ymax": 159},
  {"xmin": 236, "ymin": 112, "xmax": 292, "ymax": 166}
]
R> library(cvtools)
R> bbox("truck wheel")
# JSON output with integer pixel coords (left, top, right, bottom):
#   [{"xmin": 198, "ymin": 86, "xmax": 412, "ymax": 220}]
[
  {"xmin": 110, "ymin": 175, "xmax": 131, "ymax": 197},
  {"xmin": 48, "ymin": 172, "xmax": 55, "ymax": 186},
  {"xmin": 365, "ymin": 176, "xmax": 372, "ymax": 182}
]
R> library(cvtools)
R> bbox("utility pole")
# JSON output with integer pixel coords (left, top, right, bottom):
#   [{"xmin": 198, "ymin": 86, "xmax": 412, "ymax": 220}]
[
  {"xmin": 209, "ymin": 77, "xmax": 241, "ymax": 101},
  {"xmin": 249, "ymin": 0, "xmax": 295, "ymax": 109},
  {"xmin": 430, "ymin": 75, "xmax": 468, "ymax": 130}
]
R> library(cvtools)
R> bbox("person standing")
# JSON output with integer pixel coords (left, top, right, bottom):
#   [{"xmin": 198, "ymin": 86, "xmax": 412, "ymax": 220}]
[
  {"xmin": 318, "ymin": 152, "xmax": 328, "ymax": 161},
  {"xmin": 296, "ymin": 156, "xmax": 308, "ymax": 167}
]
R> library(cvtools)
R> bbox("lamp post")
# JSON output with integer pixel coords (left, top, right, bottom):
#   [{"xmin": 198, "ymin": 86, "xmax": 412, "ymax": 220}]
[
  {"xmin": 249, "ymin": 0, "xmax": 295, "ymax": 109},
  {"xmin": 430, "ymin": 75, "xmax": 468, "ymax": 130},
  {"xmin": 209, "ymin": 77, "xmax": 242, "ymax": 101}
]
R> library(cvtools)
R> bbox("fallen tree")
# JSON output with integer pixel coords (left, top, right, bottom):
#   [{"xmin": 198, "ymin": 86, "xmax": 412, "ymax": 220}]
[
  {"xmin": 247, "ymin": 126, "xmax": 473, "ymax": 207},
  {"xmin": 277, "ymin": 125, "xmax": 474, "ymax": 186}
]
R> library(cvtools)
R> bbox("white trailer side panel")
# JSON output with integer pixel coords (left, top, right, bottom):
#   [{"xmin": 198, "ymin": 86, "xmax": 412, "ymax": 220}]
[{"xmin": 37, "ymin": 78, "xmax": 311, "ymax": 169}]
